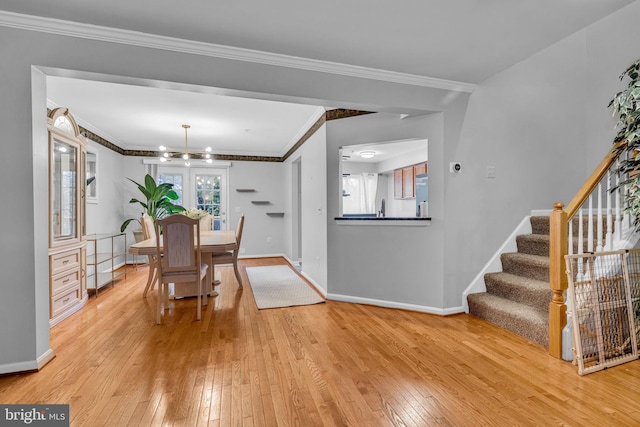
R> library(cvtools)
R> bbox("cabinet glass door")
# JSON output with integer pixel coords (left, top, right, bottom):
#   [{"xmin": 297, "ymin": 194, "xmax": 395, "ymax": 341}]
[{"xmin": 52, "ymin": 138, "xmax": 77, "ymax": 241}]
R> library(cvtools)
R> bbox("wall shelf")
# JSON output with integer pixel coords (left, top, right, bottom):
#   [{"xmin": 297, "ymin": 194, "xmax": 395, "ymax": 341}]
[
  {"xmin": 236, "ymin": 188, "xmax": 256, "ymax": 192},
  {"xmin": 251, "ymin": 201, "xmax": 271, "ymax": 205},
  {"xmin": 266, "ymin": 212, "xmax": 285, "ymax": 217}
]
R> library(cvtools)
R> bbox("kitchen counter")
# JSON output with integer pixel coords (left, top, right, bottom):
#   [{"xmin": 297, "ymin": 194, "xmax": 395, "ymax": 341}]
[{"xmin": 334, "ymin": 216, "xmax": 431, "ymax": 226}]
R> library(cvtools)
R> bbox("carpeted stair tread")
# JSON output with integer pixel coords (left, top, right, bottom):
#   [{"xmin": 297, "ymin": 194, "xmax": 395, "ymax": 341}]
[
  {"xmin": 501, "ymin": 252, "xmax": 549, "ymax": 282},
  {"xmin": 467, "ymin": 293, "xmax": 548, "ymax": 347},
  {"xmin": 516, "ymin": 233, "xmax": 549, "ymax": 256},
  {"xmin": 530, "ymin": 216, "xmax": 550, "ymax": 235},
  {"xmin": 483, "ymin": 272, "xmax": 551, "ymax": 312}
]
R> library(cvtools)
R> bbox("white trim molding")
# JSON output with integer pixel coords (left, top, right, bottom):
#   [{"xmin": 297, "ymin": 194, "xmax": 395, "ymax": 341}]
[
  {"xmin": 0, "ymin": 11, "xmax": 476, "ymax": 93},
  {"xmin": 0, "ymin": 348, "xmax": 55, "ymax": 375},
  {"xmin": 328, "ymin": 293, "xmax": 464, "ymax": 316}
]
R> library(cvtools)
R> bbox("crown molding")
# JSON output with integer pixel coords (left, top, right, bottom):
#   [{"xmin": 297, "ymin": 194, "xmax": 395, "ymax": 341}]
[{"xmin": 0, "ymin": 11, "xmax": 476, "ymax": 93}]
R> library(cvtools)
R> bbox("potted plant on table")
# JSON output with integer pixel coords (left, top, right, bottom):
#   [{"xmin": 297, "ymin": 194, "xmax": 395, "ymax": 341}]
[{"xmin": 120, "ymin": 174, "xmax": 186, "ymax": 240}]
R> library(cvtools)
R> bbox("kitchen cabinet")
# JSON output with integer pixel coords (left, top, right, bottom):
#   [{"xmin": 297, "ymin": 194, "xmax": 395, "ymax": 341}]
[
  {"xmin": 48, "ymin": 108, "xmax": 88, "ymax": 327},
  {"xmin": 393, "ymin": 169, "xmax": 403, "ymax": 198},
  {"xmin": 394, "ymin": 162, "xmax": 427, "ymax": 199},
  {"xmin": 402, "ymin": 166, "xmax": 414, "ymax": 198}
]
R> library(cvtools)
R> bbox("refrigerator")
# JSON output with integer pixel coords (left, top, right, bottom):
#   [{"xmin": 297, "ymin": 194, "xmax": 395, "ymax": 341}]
[{"xmin": 415, "ymin": 173, "xmax": 428, "ymax": 217}]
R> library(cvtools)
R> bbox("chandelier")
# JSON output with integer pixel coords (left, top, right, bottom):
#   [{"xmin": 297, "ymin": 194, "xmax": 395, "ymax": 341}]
[{"xmin": 159, "ymin": 124, "xmax": 213, "ymax": 166}]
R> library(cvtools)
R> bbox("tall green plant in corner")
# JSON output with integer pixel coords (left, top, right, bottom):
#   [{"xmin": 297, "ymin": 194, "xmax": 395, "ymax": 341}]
[
  {"xmin": 610, "ymin": 59, "xmax": 640, "ymax": 226},
  {"xmin": 120, "ymin": 174, "xmax": 185, "ymax": 232}
]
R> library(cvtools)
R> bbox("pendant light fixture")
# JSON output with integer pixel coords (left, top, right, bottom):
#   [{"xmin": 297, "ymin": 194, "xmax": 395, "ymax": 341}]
[{"xmin": 159, "ymin": 124, "xmax": 213, "ymax": 166}]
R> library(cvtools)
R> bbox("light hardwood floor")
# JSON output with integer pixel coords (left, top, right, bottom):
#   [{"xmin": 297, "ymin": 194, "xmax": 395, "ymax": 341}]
[{"xmin": 1, "ymin": 257, "xmax": 639, "ymax": 426}]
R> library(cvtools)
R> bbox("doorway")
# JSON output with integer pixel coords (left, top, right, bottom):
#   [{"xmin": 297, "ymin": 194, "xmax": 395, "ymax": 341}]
[{"xmin": 157, "ymin": 166, "xmax": 228, "ymax": 230}]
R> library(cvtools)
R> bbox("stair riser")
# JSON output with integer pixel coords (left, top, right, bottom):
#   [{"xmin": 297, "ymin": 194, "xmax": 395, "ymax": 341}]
[
  {"xmin": 467, "ymin": 298, "xmax": 548, "ymax": 347},
  {"xmin": 530, "ymin": 216, "xmax": 616, "ymax": 236},
  {"xmin": 501, "ymin": 256, "xmax": 549, "ymax": 282},
  {"xmin": 484, "ymin": 276, "xmax": 551, "ymax": 313},
  {"xmin": 516, "ymin": 237, "xmax": 548, "ymax": 257},
  {"xmin": 516, "ymin": 237, "xmax": 596, "ymax": 256}
]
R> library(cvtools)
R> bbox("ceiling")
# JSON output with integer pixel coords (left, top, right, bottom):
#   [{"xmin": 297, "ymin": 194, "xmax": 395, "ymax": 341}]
[{"xmin": 2, "ymin": 0, "xmax": 635, "ymax": 157}]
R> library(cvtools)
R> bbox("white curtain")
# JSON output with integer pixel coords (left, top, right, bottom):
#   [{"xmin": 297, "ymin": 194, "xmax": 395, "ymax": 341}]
[
  {"xmin": 342, "ymin": 173, "xmax": 378, "ymax": 214},
  {"xmin": 362, "ymin": 173, "xmax": 378, "ymax": 214}
]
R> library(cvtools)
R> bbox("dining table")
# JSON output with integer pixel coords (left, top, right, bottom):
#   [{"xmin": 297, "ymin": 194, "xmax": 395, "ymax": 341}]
[{"xmin": 128, "ymin": 229, "xmax": 237, "ymax": 302}]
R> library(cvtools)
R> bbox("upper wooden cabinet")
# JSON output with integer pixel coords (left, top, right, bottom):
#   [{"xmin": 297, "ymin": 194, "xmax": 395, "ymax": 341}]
[
  {"xmin": 394, "ymin": 169, "xmax": 403, "ymax": 199},
  {"xmin": 48, "ymin": 108, "xmax": 88, "ymax": 326},
  {"xmin": 394, "ymin": 162, "xmax": 427, "ymax": 199},
  {"xmin": 402, "ymin": 166, "xmax": 414, "ymax": 198}
]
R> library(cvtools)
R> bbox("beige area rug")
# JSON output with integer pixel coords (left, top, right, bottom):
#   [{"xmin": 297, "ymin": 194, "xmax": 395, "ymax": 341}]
[{"xmin": 245, "ymin": 265, "xmax": 325, "ymax": 309}]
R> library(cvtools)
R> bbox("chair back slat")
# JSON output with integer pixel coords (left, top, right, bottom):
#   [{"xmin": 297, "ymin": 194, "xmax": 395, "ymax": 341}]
[
  {"xmin": 156, "ymin": 215, "xmax": 200, "ymax": 275},
  {"xmin": 199, "ymin": 214, "xmax": 213, "ymax": 231},
  {"xmin": 142, "ymin": 214, "xmax": 156, "ymax": 241},
  {"xmin": 154, "ymin": 214, "xmax": 207, "ymax": 324}
]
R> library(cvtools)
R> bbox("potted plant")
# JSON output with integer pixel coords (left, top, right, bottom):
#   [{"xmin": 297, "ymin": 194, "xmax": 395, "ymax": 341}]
[
  {"xmin": 120, "ymin": 174, "xmax": 186, "ymax": 239},
  {"xmin": 610, "ymin": 59, "xmax": 640, "ymax": 226}
]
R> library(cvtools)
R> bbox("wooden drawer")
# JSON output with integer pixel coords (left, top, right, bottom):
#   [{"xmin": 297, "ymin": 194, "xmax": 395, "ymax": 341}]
[
  {"xmin": 52, "ymin": 269, "xmax": 80, "ymax": 295},
  {"xmin": 51, "ymin": 285, "xmax": 81, "ymax": 318},
  {"xmin": 51, "ymin": 250, "xmax": 80, "ymax": 276}
]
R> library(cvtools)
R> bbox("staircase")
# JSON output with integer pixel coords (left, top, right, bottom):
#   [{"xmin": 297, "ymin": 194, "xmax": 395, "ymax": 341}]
[
  {"xmin": 467, "ymin": 214, "xmax": 620, "ymax": 347},
  {"xmin": 467, "ymin": 216, "xmax": 553, "ymax": 347}
]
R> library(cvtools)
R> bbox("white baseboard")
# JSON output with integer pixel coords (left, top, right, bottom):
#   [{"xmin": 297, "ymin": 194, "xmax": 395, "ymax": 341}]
[
  {"xmin": 461, "ymin": 215, "xmax": 532, "ymax": 313},
  {"xmin": 300, "ymin": 272, "xmax": 327, "ymax": 298},
  {"xmin": 328, "ymin": 293, "xmax": 464, "ymax": 316},
  {"xmin": 0, "ymin": 348, "xmax": 55, "ymax": 375}
]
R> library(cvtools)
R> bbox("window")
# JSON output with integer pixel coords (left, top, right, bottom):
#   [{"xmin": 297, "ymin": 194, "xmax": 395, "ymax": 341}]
[
  {"xmin": 157, "ymin": 173, "xmax": 184, "ymax": 206},
  {"xmin": 86, "ymin": 150, "xmax": 97, "ymax": 203},
  {"xmin": 195, "ymin": 174, "xmax": 221, "ymax": 216}
]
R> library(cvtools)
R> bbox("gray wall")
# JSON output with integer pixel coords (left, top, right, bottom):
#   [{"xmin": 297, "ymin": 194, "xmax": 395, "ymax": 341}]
[
  {"xmin": 1, "ymin": 0, "xmax": 639, "ymax": 372},
  {"xmin": 327, "ymin": 112, "xmax": 448, "ymax": 309}
]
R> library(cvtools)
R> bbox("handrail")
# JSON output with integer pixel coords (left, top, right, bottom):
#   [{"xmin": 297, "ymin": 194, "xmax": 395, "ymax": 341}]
[
  {"xmin": 548, "ymin": 142, "xmax": 624, "ymax": 358},
  {"xmin": 564, "ymin": 142, "xmax": 624, "ymax": 218}
]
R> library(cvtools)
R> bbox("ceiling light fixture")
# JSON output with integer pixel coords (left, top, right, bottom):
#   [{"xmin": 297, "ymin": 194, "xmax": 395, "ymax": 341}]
[
  {"xmin": 360, "ymin": 150, "xmax": 376, "ymax": 159},
  {"xmin": 159, "ymin": 124, "xmax": 213, "ymax": 165}
]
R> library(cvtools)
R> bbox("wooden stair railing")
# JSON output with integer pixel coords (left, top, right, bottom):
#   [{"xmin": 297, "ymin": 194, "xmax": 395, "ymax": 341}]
[{"xmin": 548, "ymin": 143, "xmax": 624, "ymax": 358}]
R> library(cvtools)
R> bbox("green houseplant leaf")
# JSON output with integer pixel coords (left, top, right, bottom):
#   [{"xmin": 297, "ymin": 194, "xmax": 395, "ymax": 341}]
[
  {"xmin": 120, "ymin": 174, "xmax": 185, "ymax": 232},
  {"xmin": 610, "ymin": 58, "xmax": 640, "ymax": 227}
]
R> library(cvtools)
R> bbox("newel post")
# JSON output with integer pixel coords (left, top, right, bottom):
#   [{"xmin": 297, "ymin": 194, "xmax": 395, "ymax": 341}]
[{"xmin": 548, "ymin": 202, "xmax": 568, "ymax": 358}]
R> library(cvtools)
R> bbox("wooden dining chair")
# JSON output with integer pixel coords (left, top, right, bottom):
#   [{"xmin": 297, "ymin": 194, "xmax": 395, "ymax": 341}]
[
  {"xmin": 141, "ymin": 214, "xmax": 158, "ymax": 298},
  {"xmin": 199, "ymin": 213, "xmax": 213, "ymax": 231},
  {"xmin": 211, "ymin": 214, "xmax": 245, "ymax": 289},
  {"xmin": 155, "ymin": 214, "xmax": 209, "ymax": 324}
]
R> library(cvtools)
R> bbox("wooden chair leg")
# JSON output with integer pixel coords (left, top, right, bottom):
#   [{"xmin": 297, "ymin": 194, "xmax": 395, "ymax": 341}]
[
  {"xmin": 196, "ymin": 280, "xmax": 202, "ymax": 320},
  {"xmin": 233, "ymin": 260, "xmax": 243, "ymax": 289},
  {"xmin": 156, "ymin": 281, "xmax": 163, "ymax": 324},
  {"xmin": 150, "ymin": 268, "xmax": 157, "ymax": 291},
  {"xmin": 143, "ymin": 265, "xmax": 156, "ymax": 298}
]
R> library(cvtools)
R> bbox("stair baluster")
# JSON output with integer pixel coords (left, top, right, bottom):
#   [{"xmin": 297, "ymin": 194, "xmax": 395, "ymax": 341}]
[{"xmin": 549, "ymin": 143, "xmax": 625, "ymax": 358}]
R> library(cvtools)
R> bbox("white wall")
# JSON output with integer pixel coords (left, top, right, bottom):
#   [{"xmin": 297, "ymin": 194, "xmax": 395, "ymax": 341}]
[
  {"xmin": 227, "ymin": 161, "xmax": 287, "ymax": 256},
  {"xmin": 84, "ymin": 139, "xmax": 126, "ymax": 251},
  {"xmin": 117, "ymin": 157, "xmax": 290, "ymax": 259},
  {"xmin": 2, "ymin": 0, "xmax": 639, "ymax": 372},
  {"xmin": 285, "ymin": 126, "xmax": 328, "ymax": 291}
]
